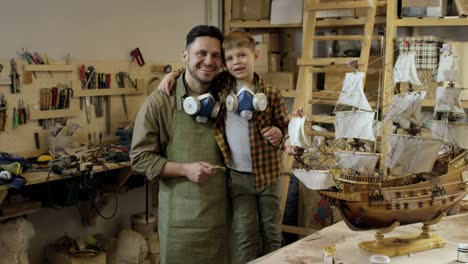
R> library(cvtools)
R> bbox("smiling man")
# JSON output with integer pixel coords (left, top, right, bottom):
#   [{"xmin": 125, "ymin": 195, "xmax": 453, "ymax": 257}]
[{"xmin": 130, "ymin": 25, "xmax": 228, "ymax": 264}]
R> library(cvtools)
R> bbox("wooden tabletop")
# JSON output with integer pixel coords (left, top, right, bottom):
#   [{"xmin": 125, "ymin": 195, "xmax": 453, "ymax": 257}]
[
  {"xmin": 251, "ymin": 212, "xmax": 468, "ymax": 264},
  {"xmin": 0, "ymin": 161, "xmax": 131, "ymax": 191}
]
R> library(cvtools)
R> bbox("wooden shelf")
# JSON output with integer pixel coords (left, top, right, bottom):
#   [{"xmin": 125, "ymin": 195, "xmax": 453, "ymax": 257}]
[
  {"xmin": 228, "ymin": 20, "xmax": 302, "ymax": 28},
  {"xmin": 0, "ymin": 162, "xmax": 131, "ymax": 191},
  {"xmin": 395, "ymin": 17, "xmax": 468, "ymax": 27},
  {"xmin": 28, "ymin": 101, "xmax": 80, "ymax": 120},
  {"xmin": 422, "ymin": 98, "xmax": 468, "ymax": 108},
  {"xmin": 72, "ymin": 79, "xmax": 144, "ymax": 97},
  {"xmin": 23, "ymin": 64, "xmax": 76, "ymax": 72},
  {"xmin": 228, "ymin": 16, "xmax": 387, "ymax": 29},
  {"xmin": 281, "ymin": 90, "xmax": 296, "ymax": 98},
  {"xmin": 309, "ymin": 114, "xmax": 336, "ymax": 124}
]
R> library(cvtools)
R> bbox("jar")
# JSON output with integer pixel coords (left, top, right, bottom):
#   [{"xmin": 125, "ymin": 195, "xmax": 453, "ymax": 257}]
[
  {"xmin": 458, "ymin": 243, "xmax": 468, "ymax": 263},
  {"xmin": 323, "ymin": 245, "xmax": 336, "ymax": 264}
]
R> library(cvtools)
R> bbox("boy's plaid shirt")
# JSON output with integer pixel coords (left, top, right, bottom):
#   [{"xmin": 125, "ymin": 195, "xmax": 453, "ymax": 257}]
[{"xmin": 213, "ymin": 72, "xmax": 290, "ymax": 189}]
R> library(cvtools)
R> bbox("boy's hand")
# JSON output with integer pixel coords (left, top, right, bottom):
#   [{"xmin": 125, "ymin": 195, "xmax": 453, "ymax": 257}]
[
  {"xmin": 285, "ymin": 146, "xmax": 305, "ymax": 156},
  {"xmin": 182, "ymin": 162, "xmax": 213, "ymax": 183},
  {"xmin": 292, "ymin": 108, "xmax": 304, "ymax": 117},
  {"xmin": 261, "ymin": 126, "xmax": 283, "ymax": 146},
  {"xmin": 157, "ymin": 71, "xmax": 179, "ymax": 95}
]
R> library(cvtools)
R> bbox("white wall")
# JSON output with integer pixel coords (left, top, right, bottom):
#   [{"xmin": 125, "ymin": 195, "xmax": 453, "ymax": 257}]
[
  {"xmin": 0, "ymin": 0, "xmax": 221, "ymax": 61},
  {"xmin": 0, "ymin": 1, "xmax": 220, "ymax": 263}
]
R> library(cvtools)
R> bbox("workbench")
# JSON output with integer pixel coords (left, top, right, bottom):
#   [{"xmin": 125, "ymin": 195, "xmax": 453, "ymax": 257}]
[
  {"xmin": 251, "ymin": 212, "xmax": 468, "ymax": 264},
  {"xmin": 0, "ymin": 161, "xmax": 133, "ymax": 224},
  {"xmin": 0, "ymin": 161, "xmax": 131, "ymax": 192}
]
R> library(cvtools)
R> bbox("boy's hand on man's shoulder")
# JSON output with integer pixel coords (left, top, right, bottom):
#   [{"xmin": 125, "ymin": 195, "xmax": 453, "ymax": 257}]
[
  {"xmin": 261, "ymin": 126, "xmax": 283, "ymax": 146},
  {"xmin": 157, "ymin": 71, "xmax": 180, "ymax": 95}
]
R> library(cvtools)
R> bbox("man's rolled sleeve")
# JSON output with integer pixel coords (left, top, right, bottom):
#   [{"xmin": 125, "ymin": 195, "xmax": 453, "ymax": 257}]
[{"xmin": 130, "ymin": 93, "xmax": 173, "ymax": 180}]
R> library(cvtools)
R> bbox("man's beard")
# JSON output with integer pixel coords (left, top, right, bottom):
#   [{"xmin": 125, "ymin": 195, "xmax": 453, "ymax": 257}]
[{"xmin": 187, "ymin": 62, "xmax": 216, "ymax": 85}]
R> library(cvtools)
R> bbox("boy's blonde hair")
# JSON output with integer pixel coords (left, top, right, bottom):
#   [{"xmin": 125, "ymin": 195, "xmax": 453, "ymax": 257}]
[{"xmin": 222, "ymin": 31, "xmax": 256, "ymax": 52}]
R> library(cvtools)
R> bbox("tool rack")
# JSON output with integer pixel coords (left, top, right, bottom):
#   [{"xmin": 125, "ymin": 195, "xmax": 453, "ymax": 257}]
[{"xmin": 23, "ymin": 64, "xmax": 79, "ymax": 121}]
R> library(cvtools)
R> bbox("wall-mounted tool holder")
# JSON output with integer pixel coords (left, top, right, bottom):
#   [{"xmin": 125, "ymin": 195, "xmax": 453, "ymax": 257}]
[
  {"xmin": 23, "ymin": 64, "xmax": 79, "ymax": 121},
  {"xmin": 71, "ymin": 78, "xmax": 144, "ymax": 97}
]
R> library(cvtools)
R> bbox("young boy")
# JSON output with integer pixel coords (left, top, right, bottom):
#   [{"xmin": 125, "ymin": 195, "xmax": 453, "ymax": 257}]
[{"xmin": 159, "ymin": 31, "xmax": 290, "ymax": 263}]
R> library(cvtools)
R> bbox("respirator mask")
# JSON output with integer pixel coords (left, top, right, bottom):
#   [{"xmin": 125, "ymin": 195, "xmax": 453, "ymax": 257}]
[
  {"xmin": 183, "ymin": 93, "xmax": 220, "ymax": 123},
  {"xmin": 225, "ymin": 85, "xmax": 267, "ymax": 120}
]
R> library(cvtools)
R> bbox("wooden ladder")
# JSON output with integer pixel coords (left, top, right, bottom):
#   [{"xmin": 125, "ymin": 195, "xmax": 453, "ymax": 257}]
[{"xmin": 281, "ymin": 0, "xmax": 381, "ymax": 234}]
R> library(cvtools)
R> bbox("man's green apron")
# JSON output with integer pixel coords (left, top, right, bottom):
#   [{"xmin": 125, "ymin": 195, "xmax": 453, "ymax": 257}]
[{"xmin": 158, "ymin": 81, "xmax": 228, "ymax": 264}]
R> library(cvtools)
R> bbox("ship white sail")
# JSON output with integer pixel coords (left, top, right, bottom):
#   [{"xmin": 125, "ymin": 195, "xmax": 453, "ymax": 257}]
[
  {"xmin": 336, "ymin": 72, "xmax": 372, "ymax": 111},
  {"xmin": 385, "ymin": 91, "xmax": 427, "ymax": 128},
  {"xmin": 293, "ymin": 169, "xmax": 335, "ymax": 190},
  {"xmin": 434, "ymin": 86, "xmax": 466, "ymax": 117},
  {"xmin": 393, "ymin": 52, "xmax": 422, "ymax": 86},
  {"xmin": 386, "ymin": 134, "xmax": 442, "ymax": 175},
  {"xmin": 335, "ymin": 151, "xmax": 380, "ymax": 176},
  {"xmin": 288, "ymin": 116, "xmax": 310, "ymax": 147},
  {"xmin": 431, "ymin": 120, "xmax": 468, "ymax": 149},
  {"xmin": 436, "ymin": 54, "xmax": 461, "ymax": 83},
  {"xmin": 335, "ymin": 111, "xmax": 376, "ymax": 141}
]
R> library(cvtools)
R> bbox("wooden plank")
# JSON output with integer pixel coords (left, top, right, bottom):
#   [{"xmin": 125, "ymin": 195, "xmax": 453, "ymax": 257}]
[
  {"xmin": 72, "ymin": 78, "xmax": 144, "ymax": 97},
  {"xmin": 395, "ymin": 17, "xmax": 468, "ymax": 27},
  {"xmin": 423, "ymin": 98, "xmax": 468, "ymax": 108},
  {"xmin": 281, "ymin": 90, "xmax": 296, "ymax": 98},
  {"xmin": 309, "ymin": 115, "xmax": 336, "ymax": 124},
  {"xmin": 28, "ymin": 101, "xmax": 80, "ymax": 120},
  {"xmin": 316, "ymin": 16, "xmax": 386, "ymax": 27},
  {"xmin": 0, "ymin": 200, "xmax": 41, "ymax": 220},
  {"xmin": 23, "ymin": 64, "xmax": 76, "ymax": 72},
  {"xmin": 298, "ymin": 57, "xmax": 361, "ymax": 66},
  {"xmin": 381, "ymin": 0, "xmax": 398, "ymax": 174},
  {"xmin": 307, "ymin": 1, "xmax": 374, "ymax": 10},
  {"xmin": 455, "ymin": 0, "xmax": 468, "ymax": 16},
  {"xmin": 227, "ymin": 17, "xmax": 387, "ymax": 29},
  {"xmin": 228, "ymin": 20, "xmax": 302, "ymax": 28},
  {"xmin": 224, "ymin": 0, "xmax": 233, "ymax": 32},
  {"xmin": 281, "ymin": 224, "xmax": 319, "ymax": 236},
  {"xmin": 313, "ymin": 35, "xmax": 365, "ymax": 41},
  {"xmin": 0, "ymin": 162, "xmax": 131, "ymax": 191}
]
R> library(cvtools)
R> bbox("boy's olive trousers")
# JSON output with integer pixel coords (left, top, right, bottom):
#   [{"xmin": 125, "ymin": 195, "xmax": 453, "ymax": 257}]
[{"xmin": 229, "ymin": 169, "xmax": 283, "ymax": 264}]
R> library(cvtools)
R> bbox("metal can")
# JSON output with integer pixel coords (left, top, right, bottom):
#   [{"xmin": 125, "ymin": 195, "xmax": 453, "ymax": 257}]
[
  {"xmin": 458, "ymin": 243, "xmax": 468, "ymax": 263},
  {"xmin": 323, "ymin": 245, "xmax": 336, "ymax": 264}
]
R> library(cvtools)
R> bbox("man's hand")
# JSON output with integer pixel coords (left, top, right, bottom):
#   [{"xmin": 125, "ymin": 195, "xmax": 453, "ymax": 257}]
[
  {"xmin": 157, "ymin": 71, "xmax": 179, "ymax": 95},
  {"xmin": 261, "ymin": 126, "xmax": 283, "ymax": 146},
  {"xmin": 183, "ymin": 162, "xmax": 213, "ymax": 183}
]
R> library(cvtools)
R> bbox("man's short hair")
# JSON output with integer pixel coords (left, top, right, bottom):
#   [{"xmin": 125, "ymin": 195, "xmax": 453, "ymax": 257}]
[
  {"xmin": 186, "ymin": 25, "xmax": 224, "ymax": 48},
  {"xmin": 222, "ymin": 31, "xmax": 255, "ymax": 52}
]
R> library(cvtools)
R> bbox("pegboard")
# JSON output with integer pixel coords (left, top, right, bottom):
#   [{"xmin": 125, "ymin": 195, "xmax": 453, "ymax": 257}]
[{"xmin": 0, "ymin": 58, "xmax": 184, "ymax": 157}]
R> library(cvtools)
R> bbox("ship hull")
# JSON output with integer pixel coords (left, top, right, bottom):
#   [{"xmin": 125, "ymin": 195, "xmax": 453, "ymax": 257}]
[{"xmin": 321, "ymin": 164, "xmax": 467, "ymax": 231}]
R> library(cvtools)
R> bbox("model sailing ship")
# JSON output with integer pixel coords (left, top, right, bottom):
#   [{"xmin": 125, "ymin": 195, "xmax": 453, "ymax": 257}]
[{"xmin": 291, "ymin": 49, "xmax": 468, "ymax": 232}]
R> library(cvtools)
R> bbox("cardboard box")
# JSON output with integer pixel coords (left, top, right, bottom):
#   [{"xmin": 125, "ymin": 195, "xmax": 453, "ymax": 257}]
[
  {"xmin": 355, "ymin": 6, "xmax": 387, "ymax": 17},
  {"xmin": 317, "ymin": 9, "xmax": 355, "ymax": 18},
  {"xmin": 281, "ymin": 52, "xmax": 300, "ymax": 74},
  {"xmin": 232, "ymin": 0, "xmax": 270, "ymax": 20},
  {"xmin": 318, "ymin": 0, "xmax": 355, "ymax": 18},
  {"xmin": 401, "ymin": 0, "xmax": 447, "ymax": 17},
  {"xmin": 281, "ymin": 29, "xmax": 301, "ymax": 52},
  {"xmin": 270, "ymin": 0, "xmax": 303, "ymax": 24},
  {"xmin": 255, "ymin": 43, "xmax": 269, "ymax": 73},
  {"xmin": 252, "ymin": 33, "xmax": 280, "ymax": 52},
  {"xmin": 260, "ymin": 72, "xmax": 295, "ymax": 91},
  {"xmin": 269, "ymin": 53, "xmax": 281, "ymax": 72}
]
